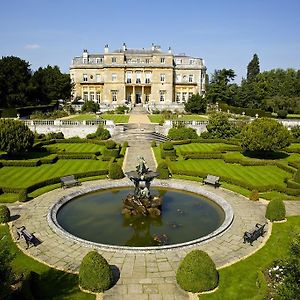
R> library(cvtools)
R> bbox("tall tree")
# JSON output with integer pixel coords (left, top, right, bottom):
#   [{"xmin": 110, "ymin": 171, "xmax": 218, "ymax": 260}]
[
  {"xmin": 247, "ymin": 54, "xmax": 260, "ymax": 82},
  {"xmin": 184, "ymin": 93, "xmax": 207, "ymax": 114}
]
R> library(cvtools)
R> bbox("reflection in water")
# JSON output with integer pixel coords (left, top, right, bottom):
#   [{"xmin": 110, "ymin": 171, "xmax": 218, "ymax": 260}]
[{"xmin": 57, "ymin": 188, "xmax": 225, "ymax": 247}]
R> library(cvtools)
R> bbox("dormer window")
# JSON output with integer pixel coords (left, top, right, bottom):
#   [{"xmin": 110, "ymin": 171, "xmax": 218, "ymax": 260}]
[
  {"xmin": 112, "ymin": 57, "xmax": 117, "ymax": 63},
  {"xmin": 160, "ymin": 57, "xmax": 165, "ymax": 64},
  {"xmin": 83, "ymin": 74, "xmax": 88, "ymax": 82}
]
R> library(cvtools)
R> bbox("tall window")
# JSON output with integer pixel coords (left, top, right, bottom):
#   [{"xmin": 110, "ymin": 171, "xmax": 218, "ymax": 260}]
[
  {"xmin": 112, "ymin": 57, "xmax": 117, "ymax": 63},
  {"xmin": 189, "ymin": 75, "xmax": 193, "ymax": 83},
  {"xmin": 96, "ymin": 92, "xmax": 101, "ymax": 103},
  {"xmin": 160, "ymin": 57, "xmax": 165, "ymax": 64},
  {"xmin": 90, "ymin": 92, "xmax": 95, "ymax": 101},
  {"xmin": 176, "ymin": 93, "xmax": 180, "ymax": 103},
  {"xmin": 160, "ymin": 90, "xmax": 166, "ymax": 102},
  {"xmin": 145, "ymin": 94, "xmax": 150, "ymax": 103},
  {"xmin": 182, "ymin": 92, "xmax": 187, "ymax": 102},
  {"xmin": 112, "ymin": 73, "xmax": 117, "ymax": 81},
  {"xmin": 189, "ymin": 92, "xmax": 193, "ymax": 99},
  {"xmin": 145, "ymin": 58, "xmax": 150, "ymax": 64},
  {"xmin": 160, "ymin": 73, "xmax": 165, "ymax": 82},
  {"xmin": 126, "ymin": 72, "xmax": 132, "ymax": 83},
  {"xmin": 83, "ymin": 58, "xmax": 87, "ymax": 64},
  {"xmin": 136, "ymin": 72, "xmax": 141, "ymax": 84},
  {"xmin": 189, "ymin": 59, "xmax": 194, "ymax": 65},
  {"xmin": 145, "ymin": 72, "xmax": 151, "ymax": 84},
  {"xmin": 111, "ymin": 90, "xmax": 118, "ymax": 101},
  {"xmin": 96, "ymin": 74, "xmax": 101, "ymax": 82},
  {"xmin": 83, "ymin": 92, "xmax": 88, "ymax": 101},
  {"xmin": 83, "ymin": 74, "xmax": 88, "ymax": 82}
]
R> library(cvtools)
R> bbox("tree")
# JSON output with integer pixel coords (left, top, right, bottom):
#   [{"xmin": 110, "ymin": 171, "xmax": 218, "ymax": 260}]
[
  {"xmin": 247, "ymin": 54, "xmax": 260, "ymax": 82},
  {"xmin": 0, "ymin": 119, "xmax": 34, "ymax": 154},
  {"xmin": 81, "ymin": 101, "xmax": 99, "ymax": 113},
  {"xmin": 241, "ymin": 117, "xmax": 291, "ymax": 154},
  {"xmin": 0, "ymin": 56, "xmax": 32, "ymax": 107},
  {"xmin": 205, "ymin": 112, "xmax": 238, "ymax": 138},
  {"xmin": 184, "ymin": 93, "xmax": 207, "ymax": 113}
]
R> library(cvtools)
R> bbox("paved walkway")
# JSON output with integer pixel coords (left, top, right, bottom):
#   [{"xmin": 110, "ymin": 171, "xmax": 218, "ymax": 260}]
[
  {"xmin": 285, "ymin": 201, "xmax": 300, "ymax": 216},
  {"xmin": 9, "ymin": 178, "xmax": 271, "ymax": 300},
  {"xmin": 128, "ymin": 114, "xmax": 151, "ymax": 124}
]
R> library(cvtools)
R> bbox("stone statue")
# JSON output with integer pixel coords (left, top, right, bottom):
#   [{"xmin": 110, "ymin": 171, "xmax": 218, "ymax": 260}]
[{"xmin": 136, "ymin": 156, "xmax": 148, "ymax": 175}]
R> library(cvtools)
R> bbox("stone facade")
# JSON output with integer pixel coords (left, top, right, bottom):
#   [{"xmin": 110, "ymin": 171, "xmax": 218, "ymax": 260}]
[{"xmin": 70, "ymin": 43, "xmax": 206, "ymax": 110}]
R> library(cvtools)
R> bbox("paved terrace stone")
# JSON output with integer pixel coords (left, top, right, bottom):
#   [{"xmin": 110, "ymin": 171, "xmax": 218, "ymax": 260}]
[{"xmin": 9, "ymin": 178, "xmax": 273, "ymax": 300}]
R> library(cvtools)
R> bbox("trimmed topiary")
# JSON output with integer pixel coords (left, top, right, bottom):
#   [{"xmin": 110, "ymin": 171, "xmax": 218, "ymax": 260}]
[
  {"xmin": 176, "ymin": 250, "xmax": 218, "ymax": 293},
  {"xmin": 18, "ymin": 190, "xmax": 28, "ymax": 202},
  {"xmin": 108, "ymin": 162, "xmax": 124, "ymax": 179},
  {"xmin": 156, "ymin": 162, "xmax": 170, "ymax": 179},
  {"xmin": 106, "ymin": 140, "xmax": 117, "ymax": 149},
  {"xmin": 265, "ymin": 199, "xmax": 286, "ymax": 222},
  {"xmin": 249, "ymin": 190, "xmax": 259, "ymax": 201},
  {"xmin": 162, "ymin": 141, "xmax": 174, "ymax": 150},
  {"xmin": 79, "ymin": 251, "xmax": 113, "ymax": 292},
  {"xmin": 0, "ymin": 205, "xmax": 10, "ymax": 223}
]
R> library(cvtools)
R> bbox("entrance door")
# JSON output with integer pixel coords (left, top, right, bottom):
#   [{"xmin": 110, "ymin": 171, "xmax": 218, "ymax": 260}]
[{"xmin": 135, "ymin": 93, "xmax": 141, "ymax": 104}]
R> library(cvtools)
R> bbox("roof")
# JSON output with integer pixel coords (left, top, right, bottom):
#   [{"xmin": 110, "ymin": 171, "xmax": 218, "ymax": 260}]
[{"xmin": 113, "ymin": 48, "xmax": 168, "ymax": 55}]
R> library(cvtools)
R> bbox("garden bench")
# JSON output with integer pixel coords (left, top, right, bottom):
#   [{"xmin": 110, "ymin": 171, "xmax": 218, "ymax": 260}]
[
  {"xmin": 16, "ymin": 226, "xmax": 38, "ymax": 249},
  {"xmin": 243, "ymin": 223, "xmax": 266, "ymax": 246},
  {"xmin": 203, "ymin": 174, "xmax": 220, "ymax": 188},
  {"xmin": 60, "ymin": 175, "xmax": 80, "ymax": 189}
]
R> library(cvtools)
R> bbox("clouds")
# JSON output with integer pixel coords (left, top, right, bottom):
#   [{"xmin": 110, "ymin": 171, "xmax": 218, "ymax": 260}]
[{"xmin": 25, "ymin": 44, "xmax": 41, "ymax": 49}]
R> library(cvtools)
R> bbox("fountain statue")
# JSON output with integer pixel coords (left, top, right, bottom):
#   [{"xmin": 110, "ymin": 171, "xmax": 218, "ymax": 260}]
[{"xmin": 123, "ymin": 156, "xmax": 162, "ymax": 216}]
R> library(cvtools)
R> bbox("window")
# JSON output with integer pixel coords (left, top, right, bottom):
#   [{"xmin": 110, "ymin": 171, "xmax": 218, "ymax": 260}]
[
  {"xmin": 96, "ymin": 92, "xmax": 101, "ymax": 103},
  {"xmin": 145, "ymin": 58, "xmax": 150, "ymax": 64},
  {"xmin": 83, "ymin": 74, "xmax": 88, "ymax": 82},
  {"xmin": 176, "ymin": 93, "xmax": 180, "ymax": 103},
  {"xmin": 137, "ymin": 58, "xmax": 140, "ymax": 63},
  {"xmin": 189, "ymin": 75, "xmax": 193, "ymax": 83},
  {"xmin": 182, "ymin": 92, "xmax": 187, "ymax": 102},
  {"xmin": 127, "ymin": 94, "xmax": 131, "ymax": 102},
  {"xmin": 126, "ymin": 72, "xmax": 132, "ymax": 83},
  {"xmin": 160, "ymin": 57, "xmax": 165, "ymax": 64},
  {"xmin": 90, "ymin": 92, "xmax": 95, "ymax": 101},
  {"xmin": 96, "ymin": 58, "xmax": 102, "ymax": 64},
  {"xmin": 127, "ymin": 58, "xmax": 131, "ymax": 63},
  {"xmin": 96, "ymin": 74, "xmax": 101, "ymax": 82},
  {"xmin": 112, "ymin": 57, "xmax": 117, "ymax": 63},
  {"xmin": 83, "ymin": 58, "xmax": 87, "ymax": 64},
  {"xmin": 189, "ymin": 59, "xmax": 194, "ymax": 65},
  {"xmin": 160, "ymin": 90, "xmax": 166, "ymax": 102},
  {"xmin": 145, "ymin": 94, "xmax": 150, "ymax": 103},
  {"xmin": 189, "ymin": 92, "xmax": 193, "ymax": 99},
  {"xmin": 136, "ymin": 72, "xmax": 141, "ymax": 84},
  {"xmin": 83, "ymin": 92, "xmax": 88, "ymax": 101},
  {"xmin": 176, "ymin": 74, "xmax": 181, "ymax": 82},
  {"xmin": 112, "ymin": 73, "xmax": 117, "ymax": 81},
  {"xmin": 175, "ymin": 58, "xmax": 182, "ymax": 64},
  {"xmin": 71, "ymin": 74, "xmax": 75, "ymax": 83},
  {"xmin": 145, "ymin": 72, "xmax": 151, "ymax": 84},
  {"xmin": 183, "ymin": 75, "xmax": 187, "ymax": 82},
  {"xmin": 160, "ymin": 73, "xmax": 165, "ymax": 82},
  {"xmin": 111, "ymin": 90, "xmax": 118, "ymax": 101}
]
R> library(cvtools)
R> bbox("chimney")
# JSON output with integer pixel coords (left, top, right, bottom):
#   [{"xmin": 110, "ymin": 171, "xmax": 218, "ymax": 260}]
[
  {"xmin": 104, "ymin": 44, "xmax": 109, "ymax": 53},
  {"xmin": 122, "ymin": 43, "xmax": 127, "ymax": 52},
  {"xmin": 82, "ymin": 49, "xmax": 88, "ymax": 58},
  {"xmin": 168, "ymin": 46, "xmax": 172, "ymax": 54},
  {"xmin": 151, "ymin": 43, "xmax": 155, "ymax": 51}
]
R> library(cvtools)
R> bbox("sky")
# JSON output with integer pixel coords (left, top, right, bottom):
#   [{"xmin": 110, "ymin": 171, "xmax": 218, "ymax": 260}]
[{"xmin": 0, "ymin": 0, "xmax": 299, "ymax": 83}]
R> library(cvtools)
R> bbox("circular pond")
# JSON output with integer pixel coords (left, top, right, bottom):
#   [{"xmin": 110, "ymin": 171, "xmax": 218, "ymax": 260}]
[{"xmin": 55, "ymin": 188, "xmax": 226, "ymax": 248}]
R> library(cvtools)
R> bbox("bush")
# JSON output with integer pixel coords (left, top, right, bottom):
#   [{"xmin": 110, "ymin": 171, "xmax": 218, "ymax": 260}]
[
  {"xmin": 108, "ymin": 162, "xmax": 124, "ymax": 179},
  {"xmin": 156, "ymin": 162, "xmax": 170, "ymax": 179},
  {"xmin": 277, "ymin": 110, "xmax": 288, "ymax": 119},
  {"xmin": 95, "ymin": 125, "xmax": 111, "ymax": 140},
  {"xmin": 151, "ymin": 140, "xmax": 157, "ymax": 147},
  {"xmin": 46, "ymin": 132, "xmax": 64, "ymax": 140},
  {"xmin": 249, "ymin": 190, "xmax": 259, "ymax": 201},
  {"xmin": 106, "ymin": 140, "xmax": 117, "ymax": 149},
  {"xmin": 0, "ymin": 205, "xmax": 10, "ymax": 223},
  {"xmin": 115, "ymin": 105, "xmax": 128, "ymax": 114},
  {"xmin": 79, "ymin": 251, "xmax": 113, "ymax": 292},
  {"xmin": 168, "ymin": 127, "xmax": 198, "ymax": 140},
  {"xmin": 162, "ymin": 141, "xmax": 174, "ymax": 150},
  {"xmin": 176, "ymin": 250, "xmax": 218, "ymax": 293},
  {"xmin": 18, "ymin": 190, "xmax": 28, "ymax": 202},
  {"xmin": 265, "ymin": 199, "xmax": 286, "ymax": 221}
]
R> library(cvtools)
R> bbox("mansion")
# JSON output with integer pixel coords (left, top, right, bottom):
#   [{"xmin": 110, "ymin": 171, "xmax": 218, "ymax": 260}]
[{"xmin": 70, "ymin": 43, "xmax": 206, "ymax": 110}]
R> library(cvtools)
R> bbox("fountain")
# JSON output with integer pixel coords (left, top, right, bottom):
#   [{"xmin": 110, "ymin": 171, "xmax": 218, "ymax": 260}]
[{"xmin": 123, "ymin": 156, "xmax": 162, "ymax": 216}]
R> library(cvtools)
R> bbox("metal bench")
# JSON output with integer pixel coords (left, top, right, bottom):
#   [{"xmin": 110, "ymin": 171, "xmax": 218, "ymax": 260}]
[
  {"xmin": 60, "ymin": 175, "xmax": 81, "ymax": 189},
  {"xmin": 203, "ymin": 174, "xmax": 220, "ymax": 188},
  {"xmin": 16, "ymin": 226, "xmax": 38, "ymax": 249},
  {"xmin": 243, "ymin": 223, "xmax": 266, "ymax": 246}
]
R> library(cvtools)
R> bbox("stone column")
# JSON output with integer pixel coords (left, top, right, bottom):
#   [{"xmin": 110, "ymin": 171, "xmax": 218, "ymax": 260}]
[
  {"xmin": 142, "ymin": 86, "xmax": 145, "ymax": 104},
  {"xmin": 132, "ymin": 85, "xmax": 136, "ymax": 104}
]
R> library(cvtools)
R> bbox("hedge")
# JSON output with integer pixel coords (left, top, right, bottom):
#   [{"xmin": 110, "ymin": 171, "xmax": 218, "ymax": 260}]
[
  {"xmin": 108, "ymin": 162, "xmax": 124, "ymax": 179},
  {"xmin": 156, "ymin": 162, "xmax": 170, "ymax": 179},
  {"xmin": 183, "ymin": 152, "xmax": 223, "ymax": 160},
  {"xmin": 161, "ymin": 149, "xmax": 176, "ymax": 159},
  {"xmin": 176, "ymin": 250, "xmax": 218, "ymax": 292},
  {"xmin": 57, "ymin": 153, "xmax": 98, "ymax": 160},
  {"xmin": 0, "ymin": 205, "xmax": 10, "ymax": 223},
  {"xmin": 0, "ymin": 160, "xmax": 41, "ymax": 167},
  {"xmin": 103, "ymin": 148, "xmax": 120, "ymax": 158},
  {"xmin": 171, "ymin": 139, "xmax": 191, "ymax": 145},
  {"xmin": 265, "ymin": 199, "xmax": 286, "ymax": 221},
  {"xmin": 120, "ymin": 142, "xmax": 128, "ymax": 157},
  {"xmin": 218, "ymin": 102, "xmax": 273, "ymax": 117}
]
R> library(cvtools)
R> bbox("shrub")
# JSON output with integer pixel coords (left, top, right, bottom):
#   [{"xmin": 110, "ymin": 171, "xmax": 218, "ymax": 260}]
[
  {"xmin": 106, "ymin": 140, "xmax": 117, "ymax": 149},
  {"xmin": 79, "ymin": 251, "xmax": 113, "ymax": 292},
  {"xmin": 176, "ymin": 250, "xmax": 218, "ymax": 293},
  {"xmin": 249, "ymin": 190, "xmax": 259, "ymax": 201},
  {"xmin": 108, "ymin": 162, "xmax": 124, "ymax": 179},
  {"xmin": 95, "ymin": 125, "xmax": 111, "ymax": 140},
  {"xmin": 277, "ymin": 110, "xmax": 288, "ymax": 119},
  {"xmin": 168, "ymin": 127, "xmax": 198, "ymax": 140},
  {"xmin": 46, "ymin": 132, "xmax": 64, "ymax": 140},
  {"xmin": 151, "ymin": 140, "xmax": 157, "ymax": 147},
  {"xmin": 103, "ymin": 148, "xmax": 120, "ymax": 158},
  {"xmin": 162, "ymin": 141, "xmax": 174, "ymax": 150},
  {"xmin": 0, "ymin": 205, "xmax": 10, "ymax": 223},
  {"xmin": 18, "ymin": 190, "xmax": 28, "ymax": 202},
  {"xmin": 115, "ymin": 105, "xmax": 128, "ymax": 114},
  {"xmin": 156, "ymin": 162, "xmax": 170, "ymax": 179},
  {"xmin": 265, "ymin": 199, "xmax": 286, "ymax": 221}
]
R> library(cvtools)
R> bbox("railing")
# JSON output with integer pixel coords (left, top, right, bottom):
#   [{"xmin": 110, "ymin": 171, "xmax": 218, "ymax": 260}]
[{"xmin": 22, "ymin": 119, "xmax": 107, "ymax": 126}]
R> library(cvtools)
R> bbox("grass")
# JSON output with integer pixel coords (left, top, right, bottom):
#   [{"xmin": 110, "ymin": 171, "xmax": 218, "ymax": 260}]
[
  {"xmin": 68, "ymin": 113, "xmax": 129, "ymax": 123},
  {"xmin": 175, "ymin": 143, "xmax": 239, "ymax": 153},
  {"xmin": 200, "ymin": 216, "xmax": 300, "ymax": 300},
  {"xmin": 44, "ymin": 143, "xmax": 105, "ymax": 153},
  {"xmin": 0, "ymin": 225, "xmax": 94, "ymax": 300},
  {"xmin": 0, "ymin": 193, "xmax": 20, "ymax": 203},
  {"xmin": 148, "ymin": 114, "xmax": 164, "ymax": 123},
  {"xmin": 148, "ymin": 114, "xmax": 208, "ymax": 123},
  {"xmin": 0, "ymin": 159, "xmax": 108, "ymax": 188}
]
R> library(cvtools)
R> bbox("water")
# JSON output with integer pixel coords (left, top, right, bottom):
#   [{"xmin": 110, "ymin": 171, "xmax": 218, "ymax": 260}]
[{"xmin": 56, "ymin": 188, "xmax": 225, "ymax": 247}]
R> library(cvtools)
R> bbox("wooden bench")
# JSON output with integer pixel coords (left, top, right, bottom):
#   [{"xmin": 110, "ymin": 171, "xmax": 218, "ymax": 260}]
[
  {"xmin": 60, "ymin": 175, "xmax": 81, "ymax": 189},
  {"xmin": 203, "ymin": 175, "xmax": 220, "ymax": 188},
  {"xmin": 16, "ymin": 226, "xmax": 38, "ymax": 249},
  {"xmin": 243, "ymin": 223, "xmax": 266, "ymax": 246}
]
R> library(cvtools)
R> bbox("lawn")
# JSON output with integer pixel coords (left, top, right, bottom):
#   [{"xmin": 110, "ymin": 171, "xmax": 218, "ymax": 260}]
[
  {"xmin": 148, "ymin": 114, "xmax": 208, "ymax": 123},
  {"xmin": 44, "ymin": 143, "xmax": 105, "ymax": 153},
  {"xmin": 0, "ymin": 225, "xmax": 94, "ymax": 300},
  {"xmin": 200, "ymin": 216, "xmax": 300, "ymax": 300},
  {"xmin": 0, "ymin": 159, "xmax": 108, "ymax": 188},
  {"xmin": 68, "ymin": 113, "xmax": 129, "ymax": 123},
  {"xmin": 175, "ymin": 143, "xmax": 239, "ymax": 153}
]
